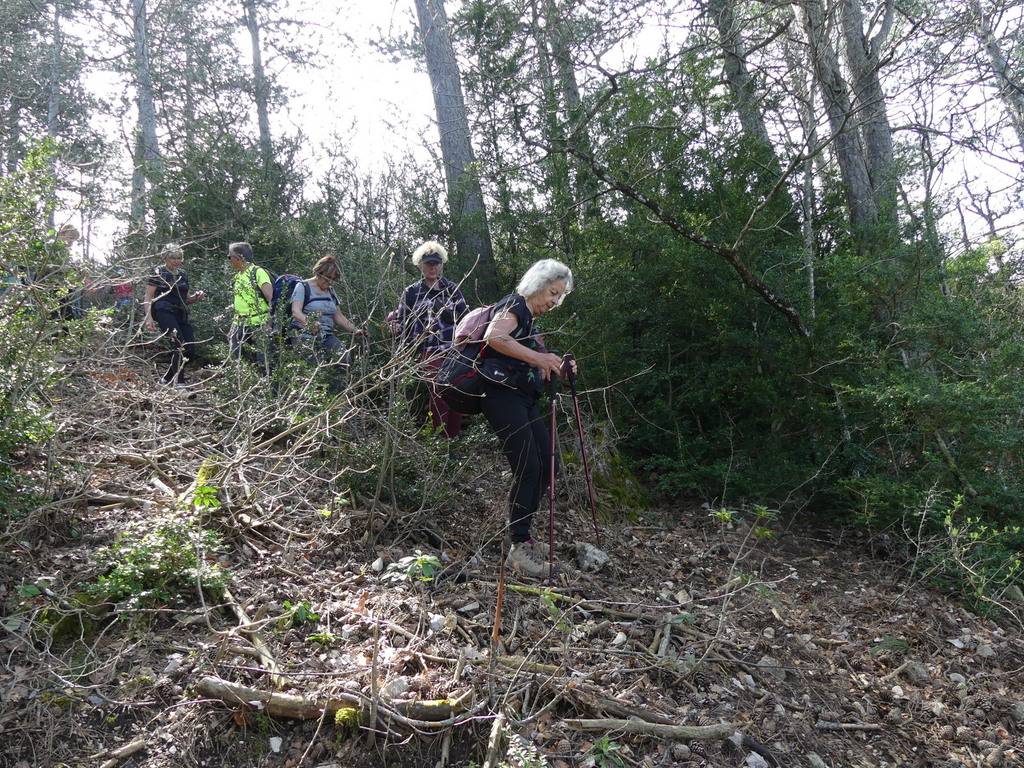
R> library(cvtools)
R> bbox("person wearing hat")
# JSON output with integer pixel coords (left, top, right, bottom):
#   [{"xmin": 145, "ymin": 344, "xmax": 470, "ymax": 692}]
[{"xmin": 391, "ymin": 240, "xmax": 468, "ymax": 437}]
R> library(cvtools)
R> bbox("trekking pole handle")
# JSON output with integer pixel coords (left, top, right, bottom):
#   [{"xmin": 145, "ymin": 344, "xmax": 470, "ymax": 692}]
[{"xmin": 562, "ymin": 353, "xmax": 577, "ymax": 385}]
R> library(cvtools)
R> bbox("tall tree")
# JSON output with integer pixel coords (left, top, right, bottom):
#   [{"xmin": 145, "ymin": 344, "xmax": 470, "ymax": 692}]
[
  {"xmin": 242, "ymin": 0, "xmax": 274, "ymax": 172},
  {"xmin": 130, "ymin": 0, "xmax": 162, "ymax": 231},
  {"xmin": 413, "ymin": 0, "xmax": 499, "ymax": 301},
  {"xmin": 968, "ymin": 0, "xmax": 1024, "ymax": 153},
  {"xmin": 792, "ymin": 0, "xmax": 877, "ymax": 239},
  {"xmin": 839, "ymin": 0, "xmax": 897, "ymax": 219}
]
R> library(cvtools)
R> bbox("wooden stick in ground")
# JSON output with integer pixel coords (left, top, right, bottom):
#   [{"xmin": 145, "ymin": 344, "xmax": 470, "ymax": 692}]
[
  {"xmin": 222, "ymin": 587, "xmax": 285, "ymax": 689},
  {"xmin": 97, "ymin": 738, "xmax": 146, "ymax": 768},
  {"xmin": 565, "ymin": 717, "xmax": 736, "ymax": 741},
  {"xmin": 482, "ymin": 712, "xmax": 507, "ymax": 768}
]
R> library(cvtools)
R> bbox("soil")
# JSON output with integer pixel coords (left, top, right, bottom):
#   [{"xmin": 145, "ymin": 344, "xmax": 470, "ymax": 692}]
[{"xmin": 1, "ymin": 346, "xmax": 1022, "ymax": 768}]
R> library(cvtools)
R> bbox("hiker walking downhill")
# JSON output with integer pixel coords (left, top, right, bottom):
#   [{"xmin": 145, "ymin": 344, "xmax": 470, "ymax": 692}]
[
  {"xmin": 143, "ymin": 243, "xmax": 206, "ymax": 386},
  {"xmin": 481, "ymin": 259, "xmax": 575, "ymax": 578},
  {"xmin": 227, "ymin": 242, "xmax": 272, "ymax": 374},
  {"xmin": 290, "ymin": 255, "xmax": 365, "ymax": 390},
  {"xmin": 391, "ymin": 240, "xmax": 468, "ymax": 437}
]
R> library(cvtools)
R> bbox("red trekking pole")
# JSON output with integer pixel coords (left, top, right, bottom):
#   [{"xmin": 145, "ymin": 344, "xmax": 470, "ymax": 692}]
[
  {"xmin": 562, "ymin": 354, "xmax": 601, "ymax": 545},
  {"xmin": 547, "ymin": 372, "xmax": 558, "ymax": 583}
]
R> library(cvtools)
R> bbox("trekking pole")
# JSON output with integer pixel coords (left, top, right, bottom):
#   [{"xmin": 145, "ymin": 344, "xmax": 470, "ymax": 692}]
[
  {"xmin": 563, "ymin": 354, "xmax": 601, "ymax": 545},
  {"xmin": 547, "ymin": 372, "xmax": 559, "ymax": 584}
]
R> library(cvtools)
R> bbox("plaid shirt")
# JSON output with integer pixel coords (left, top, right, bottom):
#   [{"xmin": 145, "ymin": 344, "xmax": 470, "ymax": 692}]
[{"xmin": 397, "ymin": 277, "xmax": 468, "ymax": 354}]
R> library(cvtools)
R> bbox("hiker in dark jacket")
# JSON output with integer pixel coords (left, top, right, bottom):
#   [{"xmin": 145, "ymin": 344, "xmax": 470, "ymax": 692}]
[
  {"xmin": 143, "ymin": 243, "xmax": 206, "ymax": 386},
  {"xmin": 392, "ymin": 240, "xmax": 467, "ymax": 437},
  {"xmin": 482, "ymin": 258, "xmax": 575, "ymax": 578}
]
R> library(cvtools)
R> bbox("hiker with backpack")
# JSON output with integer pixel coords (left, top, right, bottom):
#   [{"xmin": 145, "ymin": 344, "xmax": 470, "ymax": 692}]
[
  {"xmin": 227, "ymin": 242, "xmax": 273, "ymax": 375},
  {"xmin": 479, "ymin": 258, "xmax": 575, "ymax": 578},
  {"xmin": 143, "ymin": 243, "xmax": 206, "ymax": 386},
  {"xmin": 290, "ymin": 255, "xmax": 365, "ymax": 389},
  {"xmin": 390, "ymin": 240, "xmax": 468, "ymax": 437}
]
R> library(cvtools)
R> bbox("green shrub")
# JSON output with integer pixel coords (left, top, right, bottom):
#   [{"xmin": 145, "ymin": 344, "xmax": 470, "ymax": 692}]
[{"xmin": 92, "ymin": 518, "xmax": 227, "ymax": 605}]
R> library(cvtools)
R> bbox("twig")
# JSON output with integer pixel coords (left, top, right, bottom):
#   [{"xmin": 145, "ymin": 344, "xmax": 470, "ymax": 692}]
[
  {"xmin": 565, "ymin": 716, "xmax": 736, "ymax": 741},
  {"xmin": 482, "ymin": 713, "xmax": 507, "ymax": 768},
  {"xmin": 97, "ymin": 738, "xmax": 146, "ymax": 768},
  {"xmin": 814, "ymin": 720, "xmax": 883, "ymax": 732},
  {"xmin": 223, "ymin": 587, "xmax": 284, "ymax": 689}
]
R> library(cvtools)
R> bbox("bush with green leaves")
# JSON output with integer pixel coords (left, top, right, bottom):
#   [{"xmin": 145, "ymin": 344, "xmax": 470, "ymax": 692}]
[{"xmin": 92, "ymin": 518, "xmax": 227, "ymax": 605}]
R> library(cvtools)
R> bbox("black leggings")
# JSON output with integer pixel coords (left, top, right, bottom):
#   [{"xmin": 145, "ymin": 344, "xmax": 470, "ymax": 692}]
[
  {"xmin": 481, "ymin": 384, "xmax": 552, "ymax": 544},
  {"xmin": 153, "ymin": 304, "xmax": 195, "ymax": 383}
]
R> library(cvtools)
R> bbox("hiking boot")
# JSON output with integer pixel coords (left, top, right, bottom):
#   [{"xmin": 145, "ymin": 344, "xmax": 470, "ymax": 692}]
[
  {"xmin": 508, "ymin": 541, "xmax": 557, "ymax": 579},
  {"xmin": 528, "ymin": 538, "xmax": 551, "ymax": 558}
]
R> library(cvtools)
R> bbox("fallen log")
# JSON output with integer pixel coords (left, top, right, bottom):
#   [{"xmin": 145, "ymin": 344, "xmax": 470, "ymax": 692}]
[
  {"xmin": 195, "ymin": 675, "xmax": 472, "ymax": 724},
  {"xmin": 565, "ymin": 716, "xmax": 736, "ymax": 741}
]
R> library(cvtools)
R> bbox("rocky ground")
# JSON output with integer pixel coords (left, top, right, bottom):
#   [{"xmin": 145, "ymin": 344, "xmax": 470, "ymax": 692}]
[{"xmin": 1, "ymin": 343, "xmax": 1022, "ymax": 768}]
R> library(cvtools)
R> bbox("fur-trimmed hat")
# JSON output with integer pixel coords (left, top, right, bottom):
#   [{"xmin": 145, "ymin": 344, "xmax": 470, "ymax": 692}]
[{"xmin": 412, "ymin": 240, "xmax": 448, "ymax": 266}]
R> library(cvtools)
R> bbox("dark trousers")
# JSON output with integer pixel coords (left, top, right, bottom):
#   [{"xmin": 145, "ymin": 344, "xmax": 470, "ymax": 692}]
[
  {"xmin": 229, "ymin": 323, "xmax": 270, "ymax": 375},
  {"xmin": 153, "ymin": 304, "xmax": 195, "ymax": 383},
  {"xmin": 481, "ymin": 384, "xmax": 552, "ymax": 543}
]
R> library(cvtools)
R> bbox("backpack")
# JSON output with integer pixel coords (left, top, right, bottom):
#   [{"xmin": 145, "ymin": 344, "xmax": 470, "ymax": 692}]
[
  {"xmin": 433, "ymin": 305, "xmax": 497, "ymax": 414},
  {"xmin": 249, "ymin": 269, "xmax": 330, "ymax": 332}
]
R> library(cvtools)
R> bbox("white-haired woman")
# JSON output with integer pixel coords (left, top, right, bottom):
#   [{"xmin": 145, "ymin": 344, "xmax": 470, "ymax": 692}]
[
  {"xmin": 482, "ymin": 258, "xmax": 575, "ymax": 578},
  {"xmin": 143, "ymin": 243, "xmax": 206, "ymax": 386},
  {"xmin": 392, "ymin": 240, "xmax": 468, "ymax": 437}
]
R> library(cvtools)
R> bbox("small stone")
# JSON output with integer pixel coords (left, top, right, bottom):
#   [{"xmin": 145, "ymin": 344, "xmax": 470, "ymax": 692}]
[
  {"xmin": 807, "ymin": 753, "xmax": 827, "ymax": 768},
  {"xmin": 762, "ymin": 627, "xmax": 775, "ymax": 640},
  {"xmin": 891, "ymin": 685, "xmax": 905, "ymax": 699},
  {"xmin": 924, "ymin": 700, "xmax": 946, "ymax": 716},
  {"xmin": 269, "ymin": 736, "xmax": 282, "ymax": 753},
  {"xmin": 1010, "ymin": 702, "xmax": 1024, "ymax": 722},
  {"xmin": 428, "ymin": 613, "xmax": 445, "ymax": 632},
  {"xmin": 341, "ymin": 624, "xmax": 358, "ymax": 640},
  {"xmin": 611, "ymin": 631, "xmax": 627, "ymax": 647},
  {"xmin": 745, "ymin": 753, "xmax": 769, "ymax": 768},
  {"xmin": 161, "ymin": 655, "xmax": 183, "ymax": 678},
  {"xmin": 948, "ymin": 672, "xmax": 966, "ymax": 685},
  {"xmin": 371, "ymin": 557, "xmax": 384, "ymax": 572},
  {"xmin": 939, "ymin": 725, "xmax": 955, "ymax": 740},
  {"xmin": 575, "ymin": 542, "xmax": 609, "ymax": 572},
  {"xmin": 674, "ymin": 589, "xmax": 691, "ymax": 604},
  {"xmin": 87, "ymin": 694, "xmax": 104, "ymax": 706},
  {"xmin": 457, "ymin": 601, "xmax": 480, "ymax": 614},
  {"xmin": 902, "ymin": 661, "xmax": 931, "ymax": 686},
  {"xmin": 381, "ymin": 676, "xmax": 409, "ymax": 700},
  {"xmin": 670, "ymin": 743, "xmax": 690, "ymax": 760},
  {"xmin": 757, "ymin": 655, "xmax": 786, "ymax": 681},
  {"xmin": 976, "ymin": 644, "xmax": 996, "ymax": 659}
]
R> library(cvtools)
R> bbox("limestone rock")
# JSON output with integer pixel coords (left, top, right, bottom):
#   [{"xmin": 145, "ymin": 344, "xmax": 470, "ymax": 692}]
[{"xmin": 575, "ymin": 542, "xmax": 609, "ymax": 572}]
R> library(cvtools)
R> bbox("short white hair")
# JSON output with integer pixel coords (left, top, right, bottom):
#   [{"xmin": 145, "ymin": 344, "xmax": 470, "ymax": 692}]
[
  {"xmin": 412, "ymin": 240, "xmax": 448, "ymax": 266},
  {"xmin": 160, "ymin": 242, "xmax": 184, "ymax": 260},
  {"xmin": 517, "ymin": 258, "xmax": 574, "ymax": 306}
]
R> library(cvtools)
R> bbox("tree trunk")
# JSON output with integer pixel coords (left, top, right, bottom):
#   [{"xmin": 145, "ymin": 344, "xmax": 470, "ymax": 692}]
[
  {"xmin": 531, "ymin": 0, "xmax": 573, "ymax": 256},
  {"xmin": 47, "ymin": 1, "xmax": 61, "ymax": 141},
  {"xmin": 131, "ymin": 0, "xmax": 162, "ymax": 230},
  {"xmin": 792, "ymin": 0, "xmax": 877, "ymax": 239},
  {"xmin": 707, "ymin": 0, "xmax": 795, "ymax": 211},
  {"xmin": 5, "ymin": 106, "xmax": 19, "ymax": 174},
  {"xmin": 839, "ymin": 0, "xmax": 897, "ymax": 220},
  {"xmin": 968, "ymin": 0, "xmax": 1024, "ymax": 153},
  {"xmin": 543, "ymin": 0, "xmax": 600, "ymax": 220},
  {"xmin": 242, "ymin": 0, "xmax": 274, "ymax": 171},
  {"xmin": 413, "ymin": 0, "xmax": 499, "ymax": 302}
]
